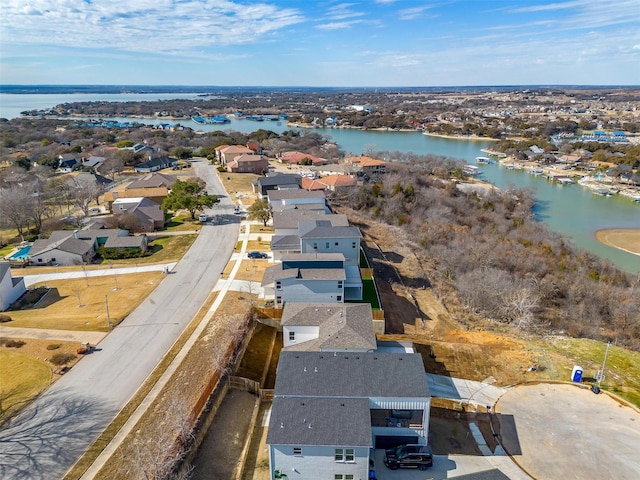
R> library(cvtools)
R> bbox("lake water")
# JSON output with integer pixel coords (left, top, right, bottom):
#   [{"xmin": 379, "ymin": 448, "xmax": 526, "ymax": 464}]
[{"xmin": 1, "ymin": 93, "xmax": 639, "ymax": 272}]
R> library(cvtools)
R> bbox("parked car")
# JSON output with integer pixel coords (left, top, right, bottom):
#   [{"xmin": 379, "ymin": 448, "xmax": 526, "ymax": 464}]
[
  {"xmin": 198, "ymin": 214, "xmax": 208, "ymax": 222},
  {"xmin": 233, "ymin": 206, "xmax": 241, "ymax": 214},
  {"xmin": 247, "ymin": 251, "xmax": 268, "ymax": 259},
  {"xmin": 383, "ymin": 444, "xmax": 433, "ymax": 470}
]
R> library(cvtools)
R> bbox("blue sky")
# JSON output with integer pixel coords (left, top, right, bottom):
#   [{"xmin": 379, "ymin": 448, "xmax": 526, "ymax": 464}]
[{"xmin": 1, "ymin": 0, "xmax": 639, "ymax": 86}]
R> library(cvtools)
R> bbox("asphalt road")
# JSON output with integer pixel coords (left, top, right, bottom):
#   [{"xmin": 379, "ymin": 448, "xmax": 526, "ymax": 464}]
[{"xmin": 0, "ymin": 159, "xmax": 239, "ymax": 480}]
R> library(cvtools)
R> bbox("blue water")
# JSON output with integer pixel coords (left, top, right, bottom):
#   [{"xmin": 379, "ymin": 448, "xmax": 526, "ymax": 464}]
[{"xmin": 8, "ymin": 245, "xmax": 31, "ymax": 260}]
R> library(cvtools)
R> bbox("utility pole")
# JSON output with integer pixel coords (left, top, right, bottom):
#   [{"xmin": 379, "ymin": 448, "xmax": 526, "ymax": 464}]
[
  {"xmin": 597, "ymin": 341, "xmax": 611, "ymax": 387},
  {"xmin": 105, "ymin": 294, "xmax": 112, "ymax": 329}
]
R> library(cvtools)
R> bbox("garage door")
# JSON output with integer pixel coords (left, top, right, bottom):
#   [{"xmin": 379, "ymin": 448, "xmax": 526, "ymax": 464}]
[{"xmin": 374, "ymin": 435, "xmax": 418, "ymax": 449}]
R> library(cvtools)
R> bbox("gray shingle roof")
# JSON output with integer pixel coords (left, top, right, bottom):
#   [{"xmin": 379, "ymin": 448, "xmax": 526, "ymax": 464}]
[
  {"xmin": 267, "ymin": 397, "xmax": 372, "ymax": 447},
  {"xmin": 299, "ymin": 223, "xmax": 362, "ymax": 240},
  {"xmin": 268, "ymin": 189, "xmax": 326, "ymax": 201},
  {"xmin": 275, "ymin": 351, "xmax": 429, "ymax": 398},
  {"xmin": 126, "ymin": 172, "xmax": 176, "ymax": 189},
  {"xmin": 282, "ymin": 303, "xmax": 377, "ymax": 352},
  {"xmin": 272, "ymin": 211, "xmax": 348, "ymax": 230},
  {"xmin": 270, "ymin": 235, "xmax": 300, "ymax": 251}
]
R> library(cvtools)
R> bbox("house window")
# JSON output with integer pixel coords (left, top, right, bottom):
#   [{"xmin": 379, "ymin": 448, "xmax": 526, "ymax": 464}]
[
  {"xmin": 38, "ymin": 259, "xmax": 43, "ymax": 263},
  {"xmin": 276, "ymin": 281, "xmax": 282, "ymax": 290},
  {"xmin": 337, "ymin": 296, "xmax": 342, "ymax": 302},
  {"xmin": 352, "ymin": 242, "xmax": 356, "ymax": 248},
  {"xmin": 276, "ymin": 296, "xmax": 282, "ymax": 305},
  {"xmin": 51, "ymin": 258, "xmax": 56, "ymax": 262},
  {"xmin": 335, "ymin": 448, "xmax": 354, "ymax": 462},
  {"xmin": 326, "ymin": 242, "xmax": 330, "ymax": 249},
  {"xmin": 335, "ymin": 242, "xmax": 339, "ymax": 246},
  {"xmin": 289, "ymin": 331, "xmax": 295, "ymax": 341},
  {"xmin": 338, "ymin": 281, "xmax": 343, "ymax": 288},
  {"xmin": 313, "ymin": 242, "xmax": 318, "ymax": 250},
  {"xmin": 293, "ymin": 447, "xmax": 302, "ymax": 456}
]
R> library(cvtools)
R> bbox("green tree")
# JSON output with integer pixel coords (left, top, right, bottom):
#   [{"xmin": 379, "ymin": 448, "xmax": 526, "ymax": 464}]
[
  {"xmin": 162, "ymin": 179, "xmax": 219, "ymax": 220},
  {"xmin": 247, "ymin": 198, "xmax": 272, "ymax": 226},
  {"xmin": 170, "ymin": 146, "xmax": 193, "ymax": 159}
]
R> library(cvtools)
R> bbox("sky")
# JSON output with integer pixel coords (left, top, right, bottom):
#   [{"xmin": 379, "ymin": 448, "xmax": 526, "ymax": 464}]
[{"xmin": 1, "ymin": 0, "xmax": 639, "ymax": 87}]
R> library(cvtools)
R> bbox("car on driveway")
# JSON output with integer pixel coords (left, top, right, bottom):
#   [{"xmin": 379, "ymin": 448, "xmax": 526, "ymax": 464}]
[
  {"xmin": 198, "ymin": 214, "xmax": 208, "ymax": 222},
  {"xmin": 247, "ymin": 251, "xmax": 268, "ymax": 259},
  {"xmin": 383, "ymin": 444, "xmax": 433, "ymax": 471}
]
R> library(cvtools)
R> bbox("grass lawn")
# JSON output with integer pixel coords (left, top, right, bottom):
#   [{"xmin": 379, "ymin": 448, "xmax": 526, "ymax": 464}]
[
  {"xmin": 105, "ymin": 234, "xmax": 197, "ymax": 265},
  {"xmin": 359, "ymin": 276, "xmax": 381, "ymax": 310},
  {"xmin": 0, "ymin": 349, "xmax": 52, "ymax": 420},
  {"xmin": 7, "ymin": 272, "xmax": 163, "ymax": 331},
  {"xmin": 220, "ymin": 172, "xmax": 260, "ymax": 197},
  {"xmin": 0, "ymin": 243, "xmax": 15, "ymax": 258},
  {"xmin": 163, "ymin": 214, "xmax": 202, "ymax": 232},
  {"xmin": 543, "ymin": 337, "xmax": 640, "ymax": 407},
  {"xmin": 249, "ymin": 224, "xmax": 274, "ymax": 234}
]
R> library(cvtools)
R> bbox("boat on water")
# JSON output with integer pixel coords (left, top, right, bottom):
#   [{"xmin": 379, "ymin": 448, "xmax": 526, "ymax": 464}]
[
  {"xmin": 462, "ymin": 164, "xmax": 479, "ymax": 176},
  {"xmin": 475, "ymin": 156, "xmax": 493, "ymax": 164},
  {"xmin": 555, "ymin": 176, "xmax": 575, "ymax": 185},
  {"xmin": 528, "ymin": 167, "xmax": 544, "ymax": 175}
]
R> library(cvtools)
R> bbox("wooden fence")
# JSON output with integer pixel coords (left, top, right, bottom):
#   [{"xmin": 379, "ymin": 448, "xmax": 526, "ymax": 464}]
[{"xmin": 229, "ymin": 376, "xmax": 261, "ymax": 395}]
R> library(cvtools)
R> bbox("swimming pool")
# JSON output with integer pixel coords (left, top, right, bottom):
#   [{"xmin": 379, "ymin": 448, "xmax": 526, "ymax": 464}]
[{"xmin": 8, "ymin": 245, "xmax": 31, "ymax": 261}]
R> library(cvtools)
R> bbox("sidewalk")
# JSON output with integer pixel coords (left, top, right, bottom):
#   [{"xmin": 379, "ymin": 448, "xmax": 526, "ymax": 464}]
[{"xmin": 20, "ymin": 263, "xmax": 177, "ymax": 287}]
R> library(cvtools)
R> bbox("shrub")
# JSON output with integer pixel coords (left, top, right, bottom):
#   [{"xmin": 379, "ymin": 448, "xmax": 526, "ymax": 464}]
[
  {"xmin": 217, "ymin": 166, "xmax": 226, "ymax": 172},
  {"xmin": 46, "ymin": 344, "xmax": 61, "ymax": 350},
  {"xmin": 0, "ymin": 314, "xmax": 12, "ymax": 323},
  {"xmin": 0, "ymin": 338, "xmax": 7, "ymax": 346},
  {"xmin": 6, "ymin": 339, "xmax": 26, "ymax": 348},
  {"xmin": 50, "ymin": 352, "xmax": 76, "ymax": 365}
]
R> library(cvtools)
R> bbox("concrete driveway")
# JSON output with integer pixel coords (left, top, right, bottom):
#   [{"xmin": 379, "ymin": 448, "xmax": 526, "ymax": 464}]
[
  {"xmin": 0, "ymin": 159, "xmax": 239, "ymax": 480},
  {"xmin": 495, "ymin": 383, "xmax": 640, "ymax": 480}
]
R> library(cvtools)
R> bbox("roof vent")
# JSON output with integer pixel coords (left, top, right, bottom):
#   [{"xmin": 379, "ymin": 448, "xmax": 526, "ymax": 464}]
[
  {"xmin": 280, "ymin": 422, "xmax": 284, "ymax": 428},
  {"xmin": 308, "ymin": 423, "xmax": 312, "ymax": 429},
  {"xmin": 303, "ymin": 367, "xmax": 307, "ymax": 372},
  {"xmin": 314, "ymin": 367, "xmax": 318, "ymax": 372}
]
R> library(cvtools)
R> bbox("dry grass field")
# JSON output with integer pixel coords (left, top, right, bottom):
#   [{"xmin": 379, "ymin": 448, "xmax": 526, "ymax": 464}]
[
  {"xmin": 595, "ymin": 228, "xmax": 640, "ymax": 256},
  {"xmin": 8, "ymin": 272, "xmax": 163, "ymax": 332}
]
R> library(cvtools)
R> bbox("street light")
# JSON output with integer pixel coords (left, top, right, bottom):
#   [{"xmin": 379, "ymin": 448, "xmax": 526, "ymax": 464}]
[
  {"xmin": 105, "ymin": 294, "xmax": 112, "ymax": 329},
  {"xmin": 597, "ymin": 341, "xmax": 611, "ymax": 388}
]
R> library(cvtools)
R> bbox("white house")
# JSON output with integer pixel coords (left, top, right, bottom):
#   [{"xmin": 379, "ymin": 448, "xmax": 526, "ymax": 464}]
[
  {"xmin": 267, "ymin": 351, "xmax": 431, "ymax": 480},
  {"xmin": 0, "ymin": 262, "xmax": 26, "ymax": 311},
  {"xmin": 267, "ymin": 190, "xmax": 327, "ymax": 210}
]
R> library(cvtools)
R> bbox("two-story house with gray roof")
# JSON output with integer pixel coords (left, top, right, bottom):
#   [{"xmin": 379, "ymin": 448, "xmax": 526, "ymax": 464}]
[
  {"xmin": 267, "ymin": 351, "xmax": 431, "ymax": 479},
  {"xmin": 281, "ymin": 303, "xmax": 378, "ymax": 352}
]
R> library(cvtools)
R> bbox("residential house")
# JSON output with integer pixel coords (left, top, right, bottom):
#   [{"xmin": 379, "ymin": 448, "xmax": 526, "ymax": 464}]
[
  {"xmin": 281, "ymin": 303, "xmax": 377, "ymax": 352},
  {"xmin": 267, "ymin": 351, "xmax": 431, "ymax": 479},
  {"xmin": 279, "ymin": 151, "xmax": 328, "ymax": 166},
  {"xmin": 57, "ymin": 153, "xmax": 81, "ymax": 173},
  {"xmin": 111, "ymin": 197, "xmax": 165, "ymax": 231},
  {"xmin": 0, "ymin": 262, "xmax": 26, "ymax": 311},
  {"xmin": 346, "ymin": 155, "xmax": 387, "ymax": 178},
  {"xmin": 298, "ymin": 219, "xmax": 362, "ymax": 267},
  {"xmin": 226, "ymin": 154, "xmax": 269, "ymax": 174},
  {"xmin": 270, "ymin": 215, "xmax": 349, "ymax": 260},
  {"xmin": 121, "ymin": 172, "xmax": 177, "ymax": 204},
  {"xmin": 82, "ymin": 156, "xmax": 106, "ymax": 171},
  {"xmin": 134, "ymin": 156, "xmax": 176, "ymax": 173},
  {"xmin": 303, "ymin": 174, "xmax": 356, "ymax": 194},
  {"xmin": 29, "ymin": 227, "xmax": 145, "ymax": 266},
  {"xmin": 253, "ymin": 173, "xmax": 302, "ymax": 198},
  {"xmin": 267, "ymin": 190, "xmax": 327, "ymax": 211},
  {"xmin": 215, "ymin": 145, "xmax": 254, "ymax": 166},
  {"xmin": 262, "ymin": 253, "xmax": 347, "ymax": 307}
]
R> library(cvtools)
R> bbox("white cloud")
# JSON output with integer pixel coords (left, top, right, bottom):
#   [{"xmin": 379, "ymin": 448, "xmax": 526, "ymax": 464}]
[
  {"xmin": 324, "ymin": 3, "xmax": 366, "ymax": 21},
  {"xmin": 0, "ymin": 0, "xmax": 305, "ymax": 57},
  {"xmin": 316, "ymin": 20, "xmax": 364, "ymax": 31},
  {"xmin": 398, "ymin": 6, "xmax": 432, "ymax": 21}
]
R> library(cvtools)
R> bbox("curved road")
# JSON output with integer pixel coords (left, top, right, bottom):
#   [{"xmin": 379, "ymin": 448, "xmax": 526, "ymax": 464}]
[{"xmin": 0, "ymin": 159, "xmax": 238, "ymax": 480}]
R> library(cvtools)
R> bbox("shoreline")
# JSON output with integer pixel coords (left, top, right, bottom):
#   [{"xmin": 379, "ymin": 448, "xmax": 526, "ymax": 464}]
[
  {"xmin": 422, "ymin": 132, "xmax": 500, "ymax": 142},
  {"xmin": 595, "ymin": 229, "xmax": 640, "ymax": 256}
]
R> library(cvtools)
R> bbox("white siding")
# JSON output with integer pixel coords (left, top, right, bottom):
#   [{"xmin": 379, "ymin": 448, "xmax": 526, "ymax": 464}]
[
  {"xmin": 29, "ymin": 249, "xmax": 88, "ymax": 266},
  {"xmin": 300, "ymin": 238, "xmax": 360, "ymax": 267},
  {"xmin": 284, "ymin": 325, "xmax": 320, "ymax": 348},
  {"xmin": 0, "ymin": 269, "xmax": 26, "ymax": 311},
  {"xmin": 280, "ymin": 278, "xmax": 343, "ymax": 304},
  {"xmin": 270, "ymin": 445, "xmax": 369, "ymax": 480}
]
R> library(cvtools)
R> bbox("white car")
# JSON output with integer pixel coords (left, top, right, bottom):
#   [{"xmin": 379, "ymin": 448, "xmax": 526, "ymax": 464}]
[{"xmin": 198, "ymin": 214, "xmax": 208, "ymax": 222}]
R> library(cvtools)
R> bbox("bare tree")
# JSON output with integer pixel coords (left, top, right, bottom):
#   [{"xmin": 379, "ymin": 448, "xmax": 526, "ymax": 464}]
[
  {"xmin": 0, "ymin": 186, "xmax": 33, "ymax": 241},
  {"xmin": 71, "ymin": 176, "xmax": 104, "ymax": 216}
]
